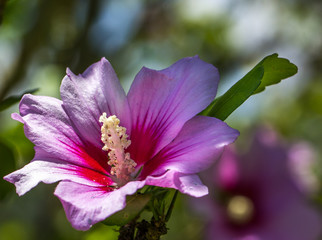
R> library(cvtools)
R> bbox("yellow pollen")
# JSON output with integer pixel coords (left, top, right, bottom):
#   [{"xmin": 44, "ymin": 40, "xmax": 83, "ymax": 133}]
[
  {"xmin": 227, "ymin": 195, "xmax": 254, "ymax": 224},
  {"xmin": 99, "ymin": 113, "xmax": 136, "ymax": 184}
]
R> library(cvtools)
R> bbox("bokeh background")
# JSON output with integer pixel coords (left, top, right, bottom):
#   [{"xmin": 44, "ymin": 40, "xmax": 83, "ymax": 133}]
[{"xmin": 0, "ymin": 0, "xmax": 321, "ymax": 239}]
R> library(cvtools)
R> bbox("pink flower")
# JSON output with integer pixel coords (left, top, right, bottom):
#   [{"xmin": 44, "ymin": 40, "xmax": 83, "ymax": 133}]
[
  {"xmin": 288, "ymin": 142, "xmax": 319, "ymax": 194},
  {"xmin": 196, "ymin": 128, "xmax": 321, "ymax": 240},
  {"xmin": 4, "ymin": 57, "xmax": 239, "ymax": 230}
]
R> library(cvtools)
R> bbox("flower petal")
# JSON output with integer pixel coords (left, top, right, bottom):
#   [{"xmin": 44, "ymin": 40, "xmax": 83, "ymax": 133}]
[
  {"xmin": 127, "ymin": 56, "xmax": 219, "ymax": 166},
  {"xmin": 4, "ymin": 160, "xmax": 113, "ymax": 196},
  {"xmin": 262, "ymin": 196, "xmax": 322, "ymax": 240},
  {"xmin": 60, "ymin": 58, "xmax": 131, "ymax": 149},
  {"xmin": 142, "ymin": 116, "xmax": 239, "ymax": 176},
  {"xmin": 54, "ymin": 180, "xmax": 146, "ymax": 230},
  {"xmin": 14, "ymin": 94, "xmax": 108, "ymax": 173},
  {"xmin": 145, "ymin": 170, "xmax": 208, "ymax": 197},
  {"xmin": 214, "ymin": 147, "xmax": 240, "ymax": 190}
]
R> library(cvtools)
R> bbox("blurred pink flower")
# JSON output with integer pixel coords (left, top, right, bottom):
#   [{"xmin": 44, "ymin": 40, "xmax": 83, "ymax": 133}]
[
  {"xmin": 196, "ymin": 128, "xmax": 321, "ymax": 240},
  {"xmin": 4, "ymin": 57, "xmax": 239, "ymax": 230},
  {"xmin": 288, "ymin": 142, "xmax": 319, "ymax": 194}
]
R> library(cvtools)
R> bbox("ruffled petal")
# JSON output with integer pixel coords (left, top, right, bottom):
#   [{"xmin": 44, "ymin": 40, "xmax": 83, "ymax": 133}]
[
  {"xmin": 142, "ymin": 116, "xmax": 239, "ymax": 176},
  {"xmin": 54, "ymin": 180, "xmax": 146, "ymax": 230},
  {"xmin": 127, "ymin": 56, "xmax": 219, "ymax": 166},
  {"xmin": 4, "ymin": 160, "xmax": 113, "ymax": 196},
  {"xmin": 14, "ymin": 94, "xmax": 108, "ymax": 173},
  {"xmin": 60, "ymin": 58, "xmax": 131, "ymax": 149},
  {"xmin": 145, "ymin": 170, "xmax": 208, "ymax": 197}
]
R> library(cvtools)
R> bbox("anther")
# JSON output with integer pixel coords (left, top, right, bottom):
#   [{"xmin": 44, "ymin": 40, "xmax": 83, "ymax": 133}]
[{"xmin": 99, "ymin": 113, "xmax": 137, "ymax": 184}]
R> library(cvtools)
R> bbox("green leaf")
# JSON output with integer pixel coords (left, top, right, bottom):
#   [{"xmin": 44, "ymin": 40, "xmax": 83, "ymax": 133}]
[
  {"xmin": 102, "ymin": 193, "xmax": 151, "ymax": 226},
  {"xmin": 0, "ymin": 88, "xmax": 39, "ymax": 112},
  {"xmin": 201, "ymin": 53, "xmax": 298, "ymax": 120},
  {"xmin": 253, "ymin": 53, "xmax": 298, "ymax": 94},
  {"xmin": 201, "ymin": 63, "xmax": 264, "ymax": 120}
]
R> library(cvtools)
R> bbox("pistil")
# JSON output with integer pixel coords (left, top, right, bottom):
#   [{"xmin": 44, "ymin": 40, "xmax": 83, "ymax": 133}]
[{"xmin": 99, "ymin": 113, "xmax": 137, "ymax": 186}]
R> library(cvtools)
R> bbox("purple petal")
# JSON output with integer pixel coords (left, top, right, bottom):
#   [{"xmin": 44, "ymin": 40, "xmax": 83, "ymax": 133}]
[
  {"xmin": 262, "ymin": 196, "xmax": 322, "ymax": 240},
  {"xmin": 60, "ymin": 58, "xmax": 131, "ymax": 149},
  {"xmin": 215, "ymin": 147, "xmax": 240, "ymax": 190},
  {"xmin": 4, "ymin": 160, "xmax": 113, "ymax": 196},
  {"xmin": 54, "ymin": 180, "xmax": 146, "ymax": 230},
  {"xmin": 14, "ymin": 94, "xmax": 108, "ymax": 173},
  {"xmin": 142, "ymin": 116, "xmax": 239, "ymax": 176},
  {"xmin": 127, "ymin": 56, "xmax": 219, "ymax": 166},
  {"xmin": 237, "ymin": 128, "xmax": 295, "ymax": 190},
  {"xmin": 145, "ymin": 170, "xmax": 208, "ymax": 197}
]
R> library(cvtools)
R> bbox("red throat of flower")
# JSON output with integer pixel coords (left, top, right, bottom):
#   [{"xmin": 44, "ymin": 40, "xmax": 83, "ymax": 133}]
[{"xmin": 99, "ymin": 113, "xmax": 137, "ymax": 186}]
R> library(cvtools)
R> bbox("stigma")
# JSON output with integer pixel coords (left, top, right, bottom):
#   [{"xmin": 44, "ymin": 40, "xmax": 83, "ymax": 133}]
[{"xmin": 99, "ymin": 113, "xmax": 137, "ymax": 185}]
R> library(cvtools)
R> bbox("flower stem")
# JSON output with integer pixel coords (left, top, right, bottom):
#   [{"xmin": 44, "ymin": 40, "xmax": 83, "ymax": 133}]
[{"xmin": 165, "ymin": 190, "xmax": 178, "ymax": 222}]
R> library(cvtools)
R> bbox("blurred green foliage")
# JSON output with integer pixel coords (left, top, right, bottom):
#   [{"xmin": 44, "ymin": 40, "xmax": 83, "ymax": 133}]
[
  {"xmin": 0, "ymin": 88, "xmax": 38, "ymax": 111},
  {"xmin": 103, "ymin": 193, "xmax": 151, "ymax": 226},
  {"xmin": 0, "ymin": 0, "xmax": 322, "ymax": 239},
  {"xmin": 0, "ymin": 140, "xmax": 15, "ymax": 200}
]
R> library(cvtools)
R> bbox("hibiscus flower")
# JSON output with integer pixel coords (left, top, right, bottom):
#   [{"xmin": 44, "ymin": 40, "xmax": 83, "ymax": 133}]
[
  {"xmin": 195, "ymin": 128, "xmax": 321, "ymax": 240},
  {"xmin": 4, "ymin": 56, "xmax": 239, "ymax": 230}
]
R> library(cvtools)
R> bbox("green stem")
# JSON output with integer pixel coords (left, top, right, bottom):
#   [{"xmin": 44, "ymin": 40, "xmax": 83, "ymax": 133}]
[{"xmin": 165, "ymin": 190, "xmax": 178, "ymax": 222}]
